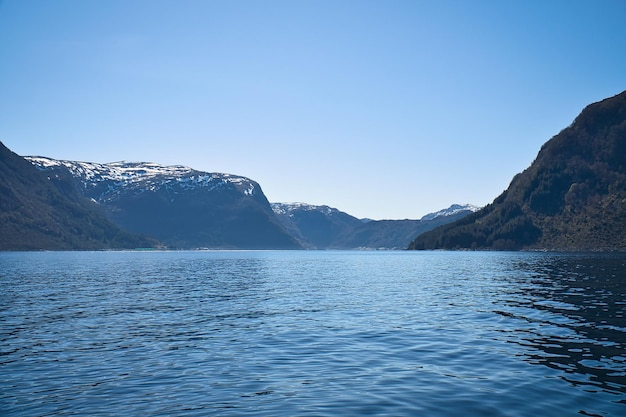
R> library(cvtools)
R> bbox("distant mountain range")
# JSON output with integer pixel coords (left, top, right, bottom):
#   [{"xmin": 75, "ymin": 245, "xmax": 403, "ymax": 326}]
[
  {"xmin": 272, "ymin": 202, "xmax": 479, "ymax": 249},
  {"xmin": 409, "ymin": 89, "xmax": 626, "ymax": 251},
  {"xmin": 1, "ymin": 142, "xmax": 475, "ymax": 250}
]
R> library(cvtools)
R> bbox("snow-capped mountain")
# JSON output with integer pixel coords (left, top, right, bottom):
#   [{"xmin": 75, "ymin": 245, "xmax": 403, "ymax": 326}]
[
  {"xmin": 18, "ymin": 155, "xmax": 480, "ymax": 251},
  {"xmin": 26, "ymin": 157, "xmax": 258, "ymax": 202},
  {"xmin": 420, "ymin": 204, "xmax": 480, "ymax": 221},
  {"xmin": 25, "ymin": 157, "xmax": 300, "ymax": 249}
]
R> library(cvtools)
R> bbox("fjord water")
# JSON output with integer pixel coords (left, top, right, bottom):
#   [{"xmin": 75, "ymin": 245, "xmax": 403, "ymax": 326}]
[{"xmin": 1, "ymin": 251, "xmax": 625, "ymax": 416}]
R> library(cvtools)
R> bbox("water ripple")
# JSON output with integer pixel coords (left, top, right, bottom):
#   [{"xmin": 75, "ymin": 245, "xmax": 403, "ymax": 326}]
[{"xmin": 1, "ymin": 251, "xmax": 625, "ymax": 416}]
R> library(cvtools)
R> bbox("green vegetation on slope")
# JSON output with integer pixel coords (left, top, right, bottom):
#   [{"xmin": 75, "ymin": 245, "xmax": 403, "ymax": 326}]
[{"xmin": 409, "ymin": 90, "xmax": 626, "ymax": 251}]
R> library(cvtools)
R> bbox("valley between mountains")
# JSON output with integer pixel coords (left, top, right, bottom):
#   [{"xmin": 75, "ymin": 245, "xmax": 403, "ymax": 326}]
[{"xmin": 0, "ymin": 143, "xmax": 477, "ymax": 250}]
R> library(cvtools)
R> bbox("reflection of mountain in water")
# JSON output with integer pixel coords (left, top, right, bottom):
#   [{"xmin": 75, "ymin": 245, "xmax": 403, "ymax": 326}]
[{"xmin": 495, "ymin": 254, "xmax": 626, "ymax": 395}]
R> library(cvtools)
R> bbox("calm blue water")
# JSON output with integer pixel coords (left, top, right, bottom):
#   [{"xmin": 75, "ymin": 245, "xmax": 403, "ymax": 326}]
[{"xmin": 1, "ymin": 250, "xmax": 625, "ymax": 416}]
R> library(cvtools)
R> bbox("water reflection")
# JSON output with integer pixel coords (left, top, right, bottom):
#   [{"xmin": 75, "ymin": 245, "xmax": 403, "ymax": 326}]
[{"xmin": 496, "ymin": 253, "xmax": 626, "ymax": 395}]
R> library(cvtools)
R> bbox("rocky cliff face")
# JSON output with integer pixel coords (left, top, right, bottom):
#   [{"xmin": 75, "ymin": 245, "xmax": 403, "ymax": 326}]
[{"xmin": 409, "ymin": 90, "xmax": 626, "ymax": 251}]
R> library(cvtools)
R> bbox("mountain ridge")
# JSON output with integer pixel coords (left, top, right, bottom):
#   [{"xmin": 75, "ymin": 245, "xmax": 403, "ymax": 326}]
[{"xmin": 25, "ymin": 156, "xmax": 301, "ymax": 249}]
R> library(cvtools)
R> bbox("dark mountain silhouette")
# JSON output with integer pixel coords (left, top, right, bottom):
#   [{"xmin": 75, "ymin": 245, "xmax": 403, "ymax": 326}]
[
  {"xmin": 0, "ymin": 142, "xmax": 158, "ymax": 250},
  {"xmin": 409, "ymin": 90, "xmax": 626, "ymax": 251}
]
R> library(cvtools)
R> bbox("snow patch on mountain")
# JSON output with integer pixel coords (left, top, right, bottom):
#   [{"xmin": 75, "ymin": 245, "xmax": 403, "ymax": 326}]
[
  {"xmin": 271, "ymin": 202, "xmax": 337, "ymax": 217},
  {"xmin": 420, "ymin": 204, "xmax": 480, "ymax": 221},
  {"xmin": 26, "ymin": 157, "xmax": 257, "ymax": 201}
]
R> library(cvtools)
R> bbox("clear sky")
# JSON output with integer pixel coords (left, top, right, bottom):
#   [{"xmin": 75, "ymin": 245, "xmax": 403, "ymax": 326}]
[{"xmin": 1, "ymin": 1, "xmax": 625, "ymax": 219}]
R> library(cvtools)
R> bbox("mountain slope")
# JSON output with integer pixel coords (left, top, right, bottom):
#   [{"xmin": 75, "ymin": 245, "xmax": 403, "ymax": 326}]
[
  {"xmin": 409, "ymin": 90, "xmax": 626, "ymax": 251},
  {"xmin": 26, "ymin": 157, "xmax": 301, "ymax": 249},
  {"xmin": 0, "ymin": 142, "xmax": 158, "ymax": 250},
  {"xmin": 271, "ymin": 203, "xmax": 363, "ymax": 249}
]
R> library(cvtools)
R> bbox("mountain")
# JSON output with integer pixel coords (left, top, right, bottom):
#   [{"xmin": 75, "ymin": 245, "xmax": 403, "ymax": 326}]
[
  {"xmin": 0, "ymin": 141, "xmax": 158, "ymax": 250},
  {"xmin": 335, "ymin": 204, "xmax": 480, "ymax": 249},
  {"xmin": 26, "ymin": 157, "xmax": 301, "ymax": 249},
  {"xmin": 271, "ymin": 202, "xmax": 363, "ymax": 249},
  {"xmin": 409, "ymin": 90, "xmax": 626, "ymax": 251},
  {"xmin": 272, "ymin": 202, "xmax": 478, "ymax": 249},
  {"xmin": 419, "ymin": 204, "xmax": 481, "ymax": 221}
]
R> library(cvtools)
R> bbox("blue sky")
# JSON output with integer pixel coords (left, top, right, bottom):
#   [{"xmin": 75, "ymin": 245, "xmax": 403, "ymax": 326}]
[{"xmin": 1, "ymin": 1, "xmax": 625, "ymax": 219}]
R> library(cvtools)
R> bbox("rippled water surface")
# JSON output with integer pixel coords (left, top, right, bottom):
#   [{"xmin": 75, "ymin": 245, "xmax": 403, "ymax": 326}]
[{"xmin": 1, "ymin": 250, "xmax": 625, "ymax": 416}]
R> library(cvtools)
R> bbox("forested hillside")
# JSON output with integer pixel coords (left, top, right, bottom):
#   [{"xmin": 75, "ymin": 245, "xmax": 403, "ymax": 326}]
[
  {"xmin": 409, "ymin": 90, "xmax": 626, "ymax": 251},
  {"xmin": 0, "ymin": 142, "xmax": 158, "ymax": 250}
]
